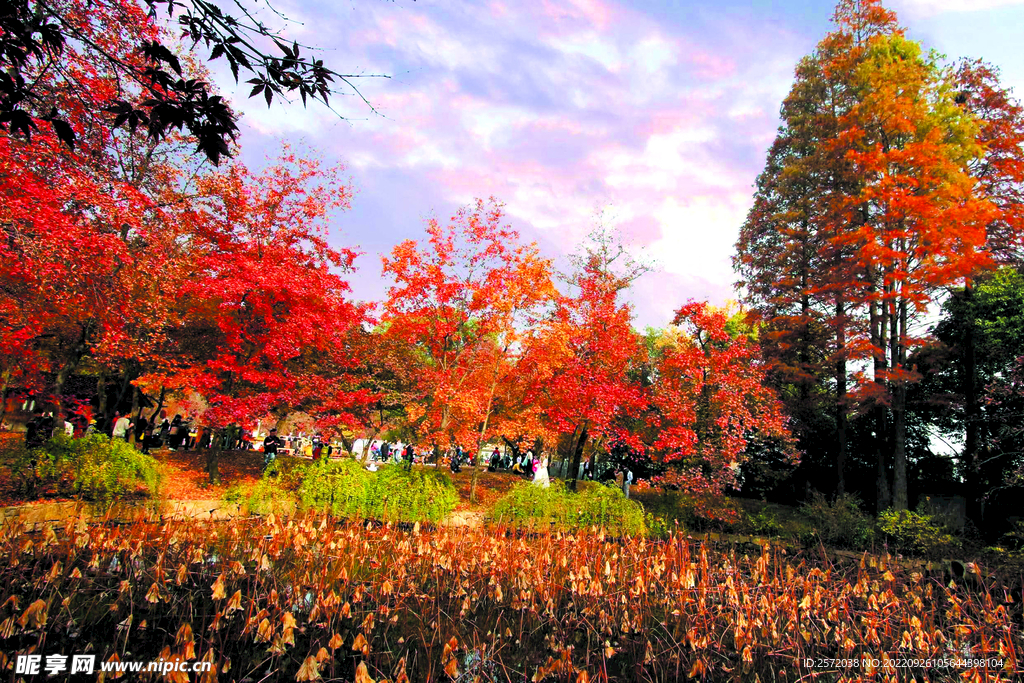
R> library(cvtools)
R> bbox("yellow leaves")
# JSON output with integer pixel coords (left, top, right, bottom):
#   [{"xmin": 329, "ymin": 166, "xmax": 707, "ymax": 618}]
[
  {"xmin": 144, "ymin": 581, "xmax": 162, "ymax": 603},
  {"xmin": 176, "ymin": 623, "xmax": 196, "ymax": 659},
  {"xmin": 281, "ymin": 612, "xmax": 297, "ymax": 647},
  {"xmin": 352, "ymin": 632, "xmax": 369, "ymax": 656},
  {"xmin": 328, "ymin": 633, "xmax": 344, "ymax": 649},
  {"xmin": 354, "ymin": 662, "xmax": 375, "ymax": 683},
  {"xmin": 443, "ymin": 655, "xmax": 459, "ymax": 679},
  {"xmin": 295, "ymin": 655, "xmax": 320, "ymax": 682},
  {"xmin": 226, "ymin": 590, "xmax": 243, "ymax": 613},
  {"xmin": 105, "ymin": 653, "xmax": 125, "ymax": 680},
  {"xmin": 442, "ymin": 636, "xmax": 460, "ymax": 678},
  {"xmin": 211, "ymin": 573, "xmax": 227, "ymax": 600},
  {"xmin": 255, "ymin": 618, "xmax": 273, "ymax": 643},
  {"xmin": 17, "ymin": 599, "xmax": 47, "ymax": 629}
]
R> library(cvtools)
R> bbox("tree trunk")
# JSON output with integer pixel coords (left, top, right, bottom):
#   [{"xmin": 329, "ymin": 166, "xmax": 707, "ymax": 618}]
[
  {"xmin": 112, "ymin": 369, "xmax": 134, "ymax": 420},
  {"xmin": 149, "ymin": 386, "xmax": 166, "ymax": 421},
  {"xmin": 207, "ymin": 429, "xmax": 222, "ymax": 485},
  {"xmin": 568, "ymin": 424, "xmax": 589, "ymax": 492},
  {"xmin": 97, "ymin": 370, "xmax": 108, "ymax": 427},
  {"xmin": 891, "ymin": 297, "xmax": 909, "ymax": 511},
  {"xmin": 961, "ymin": 283, "xmax": 982, "ymax": 521},
  {"xmin": 360, "ymin": 428, "xmax": 380, "ymax": 462},
  {"xmin": 54, "ymin": 349, "xmax": 85, "ymax": 417},
  {"xmin": 0, "ymin": 366, "xmax": 12, "ymax": 429},
  {"xmin": 870, "ymin": 288, "xmax": 891, "ymax": 512},
  {"xmin": 128, "ymin": 386, "xmax": 141, "ymax": 445},
  {"xmin": 835, "ymin": 295, "xmax": 848, "ymax": 496},
  {"xmin": 469, "ymin": 376, "xmax": 499, "ymax": 504}
]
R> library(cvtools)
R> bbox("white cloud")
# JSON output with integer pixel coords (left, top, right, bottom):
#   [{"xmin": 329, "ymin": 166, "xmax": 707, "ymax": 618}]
[
  {"xmin": 894, "ymin": 0, "xmax": 1024, "ymax": 16},
  {"xmin": 647, "ymin": 194, "xmax": 748, "ymax": 287}
]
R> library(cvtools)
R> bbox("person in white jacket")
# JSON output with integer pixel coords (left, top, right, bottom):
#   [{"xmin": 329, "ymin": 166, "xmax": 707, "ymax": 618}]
[
  {"xmin": 532, "ymin": 453, "xmax": 550, "ymax": 488},
  {"xmin": 111, "ymin": 413, "xmax": 132, "ymax": 440}
]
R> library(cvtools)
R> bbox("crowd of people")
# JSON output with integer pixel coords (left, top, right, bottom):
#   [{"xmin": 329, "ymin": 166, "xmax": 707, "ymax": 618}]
[
  {"xmin": 19, "ymin": 409, "xmax": 636, "ymax": 496},
  {"xmin": 20, "ymin": 407, "xmax": 246, "ymax": 456}
]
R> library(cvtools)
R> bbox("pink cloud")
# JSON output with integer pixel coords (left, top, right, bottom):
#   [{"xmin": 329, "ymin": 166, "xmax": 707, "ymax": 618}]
[
  {"xmin": 617, "ymin": 215, "xmax": 662, "ymax": 246},
  {"xmin": 690, "ymin": 51, "xmax": 737, "ymax": 79}
]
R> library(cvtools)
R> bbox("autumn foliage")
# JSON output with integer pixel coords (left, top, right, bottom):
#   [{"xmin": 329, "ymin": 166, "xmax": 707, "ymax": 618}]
[{"xmin": 650, "ymin": 302, "xmax": 794, "ymax": 495}]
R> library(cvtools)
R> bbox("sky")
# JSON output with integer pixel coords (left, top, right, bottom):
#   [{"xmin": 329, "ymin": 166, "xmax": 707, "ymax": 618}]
[{"xmin": 209, "ymin": 0, "xmax": 1024, "ymax": 330}]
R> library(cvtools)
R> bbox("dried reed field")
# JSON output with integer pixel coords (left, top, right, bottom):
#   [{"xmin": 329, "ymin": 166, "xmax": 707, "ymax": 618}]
[{"xmin": 1, "ymin": 513, "xmax": 1019, "ymax": 682}]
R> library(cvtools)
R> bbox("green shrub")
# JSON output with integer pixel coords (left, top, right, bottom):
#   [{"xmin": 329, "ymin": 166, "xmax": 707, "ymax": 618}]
[
  {"xmin": 492, "ymin": 481, "xmax": 650, "ymax": 536},
  {"xmin": 295, "ymin": 460, "xmax": 457, "ymax": 524},
  {"xmin": 632, "ymin": 489, "xmax": 741, "ymax": 532},
  {"xmin": 223, "ymin": 476, "xmax": 297, "ymax": 516},
  {"xmin": 0, "ymin": 433, "xmax": 162, "ymax": 500},
  {"xmin": 800, "ymin": 493, "xmax": 874, "ymax": 549},
  {"xmin": 491, "ymin": 480, "xmax": 566, "ymax": 529},
  {"xmin": 72, "ymin": 435, "xmax": 163, "ymax": 501},
  {"xmin": 878, "ymin": 508, "xmax": 961, "ymax": 558},
  {"xmin": 746, "ymin": 507, "xmax": 784, "ymax": 537}
]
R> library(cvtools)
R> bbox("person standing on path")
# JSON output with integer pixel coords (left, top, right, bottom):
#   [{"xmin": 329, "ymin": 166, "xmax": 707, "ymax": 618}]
[
  {"xmin": 263, "ymin": 429, "xmax": 284, "ymax": 471},
  {"xmin": 532, "ymin": 452, "xmax": 550, "ymax": 488},
  {"xmin": 111, "ymin": 413, "xmax": 132, "ymax": 441},
  {"xmin": 134, "ymin": 414, "xmax": 148, "ymax": 452},
  {"xmin": 168, "ymin": 415, "xmax": 183, "ymax": 450},
  {"xmin": 404, "ymin": 443, "xmax": 414, "ymax": 471},
  {"xmin": 155, "ymin": 412, "xmax": 170, "ymax": 448},
  {"xmin": 623, "ymin": 468, "xmax": 633, "ymax": 499}
]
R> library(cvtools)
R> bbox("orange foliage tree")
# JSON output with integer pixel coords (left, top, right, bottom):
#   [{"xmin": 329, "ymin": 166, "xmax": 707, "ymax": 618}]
[
  {"xmin": 529, "ymin": 264, "xmax": 646, "ymax": 490},
  {"xmin": 648, "ymin": 302, "xmax": 795, "ymax": 502},
  {"xmin": 381, "ymin": 198, "xmax": 556, "ymax": 500}
]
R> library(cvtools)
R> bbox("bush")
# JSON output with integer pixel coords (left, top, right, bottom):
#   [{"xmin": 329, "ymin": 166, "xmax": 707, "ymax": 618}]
[
  {"xmin": 296, "ymin": 459, "xmax": 458, "ymax": 524},
  {"xmin": 71, "ymin": 435, "xmax": 163, "ymax": 501},
  {"xmin": 0, "ymin": 433, "xmax": 162, "ymax": 500},
  {"xmin": 800, "ymin": 493, "xmax": 874, "ymax": 549},
  {"xmin": 492, "ymin": 481, "xmax": 650, "ymax": 536},
  {"xmin": 746, "ymin": 507, "xmax": 785, "ymax": 537},
  {"xmin": 223, "ymin": 476, "xmax": 297, "ymax": 516},
  {"xmin": 878, "ymin": 508, "xmax": 961, "ymax": 558},
  {"xmin": 631, "ymin": 488, "xmax": 741, "ymax": 533}
]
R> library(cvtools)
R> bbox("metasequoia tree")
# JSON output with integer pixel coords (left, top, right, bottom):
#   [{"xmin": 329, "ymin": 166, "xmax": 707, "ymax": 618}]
[
  {"xmin": 736, "ymin": 0, "xmax": 898, "ymax": 501},
  {"xmin": 828, "ymin": 29, "xmax": 994, "ymax": 510},
  {"xmin": 381, "ymin": 198, "xmax": 556, "ymax": 501},
  {"xmin": 946, "ymin": 60, "xmax": 1024, "ymax": 511},
  {"xmin": 736, "ymin": 0, "xmax": 1003, "ymax": 510}
]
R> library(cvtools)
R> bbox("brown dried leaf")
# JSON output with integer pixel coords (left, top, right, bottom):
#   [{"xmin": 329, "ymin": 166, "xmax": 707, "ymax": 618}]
[{"xmin": 295, "ymin": 655, "xmax": 320, "ymax": 681}]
